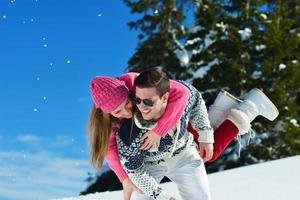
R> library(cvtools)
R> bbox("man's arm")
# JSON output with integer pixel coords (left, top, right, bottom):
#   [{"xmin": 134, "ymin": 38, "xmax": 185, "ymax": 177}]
[{"xmin": 181, "ymin": 81, "xmax": 214, "ymax": 143}]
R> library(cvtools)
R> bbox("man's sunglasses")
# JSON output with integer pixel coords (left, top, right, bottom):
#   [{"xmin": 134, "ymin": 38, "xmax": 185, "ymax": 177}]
[{"xmin": 133, "ymin": 96, "xmax": 155, "ymax": 107}]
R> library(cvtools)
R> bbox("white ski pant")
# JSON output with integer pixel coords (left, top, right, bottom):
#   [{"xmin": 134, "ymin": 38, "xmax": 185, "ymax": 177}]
[{"xmin": 132, "ymin": 143, "xmax": 211, "ymax": 200}]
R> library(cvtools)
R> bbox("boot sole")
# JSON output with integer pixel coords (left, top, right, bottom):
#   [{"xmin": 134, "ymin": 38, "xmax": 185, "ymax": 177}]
[
  {"xmin": 250, "ymin": 88, "xmax": 279, "ymax": 121},
  {"xmin": 222, "ymin": 90, "xmax": 243, "ymax": 103}
]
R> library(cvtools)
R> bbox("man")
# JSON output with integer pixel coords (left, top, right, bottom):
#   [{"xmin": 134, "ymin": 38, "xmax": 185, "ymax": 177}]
[{"xmin": 116, "ymin": 69, "xmax": 213, "ymax": 200}]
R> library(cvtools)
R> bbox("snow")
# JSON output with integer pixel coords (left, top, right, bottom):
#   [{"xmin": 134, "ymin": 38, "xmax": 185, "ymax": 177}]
[
  {"xmin": 193, "ymin": 58, "xmax": 219, "ymax": 79},
  {"xmin": 278, "ymin": 63, "xmax": 286, "ymax": 70},
  {"xmin": 54, "ymin": 156, "xmax": 300, "ymax": 200},
  {"xmin": 290, "ymin": 119, "xmax": 299, "ymax": 127},
  {"xmin": 251, "ymin": 70, "xmax": 262, "ymax": 79},
  {"xmin": 186, "ymin": 37, "xmax": 201, "ymax": 46},
  {"xmin": 188, "ymin": 25, "xmax": 204, "ymax": 34},
  {"xmin": 260, "ymin": 13, "xmax": 268, "ymax": 20},
  {"xmin": 216, "ymin": 21, "xmax": 227, "ymax": 32},
  {"xmin": 255, "ymin": 44, "xmax": 266, "ymax": 51},
  {"xmin": 175, "ymin": 49, "xmax": 189, "ymax": 66},
  {"xmin": 238, "ymin": 28, "xmax": 252, "ymax": 41}
]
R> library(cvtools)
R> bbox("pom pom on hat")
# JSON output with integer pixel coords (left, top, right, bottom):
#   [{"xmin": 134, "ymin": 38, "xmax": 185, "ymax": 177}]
[{"xmin": 90, "ymin": 76, "xmax": 129, "ymax": 113}]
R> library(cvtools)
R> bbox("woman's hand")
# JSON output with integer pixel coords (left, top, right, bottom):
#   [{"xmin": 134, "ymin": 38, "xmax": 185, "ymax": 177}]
[
  {"xmin": 122, "ymin": 178, "xmax": 143, "ymax": 200},
  {"xmin": 140, "ymin": 130, "xmax": 161, "ymax": 151}
]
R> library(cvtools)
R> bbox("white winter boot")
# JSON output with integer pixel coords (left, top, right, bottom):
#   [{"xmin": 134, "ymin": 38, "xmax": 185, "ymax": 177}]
[
  {"xmin": 208, "ymin": 90, "xmax": 242, "ymax": 130},
  {"xmin": 227, "ymin": 88, "xmax": 279, "ymax": 135}
]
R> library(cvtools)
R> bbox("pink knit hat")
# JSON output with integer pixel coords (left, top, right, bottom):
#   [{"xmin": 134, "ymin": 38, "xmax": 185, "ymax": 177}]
[{"xmin": 90, "ymin": 76, "xmax": 129, "ymax": 113}]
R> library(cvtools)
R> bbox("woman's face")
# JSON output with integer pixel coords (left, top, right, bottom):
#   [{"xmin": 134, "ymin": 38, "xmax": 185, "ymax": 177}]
[{"xmin": 110, "ymin": 97, "xmax": 133, "ymax": 119}]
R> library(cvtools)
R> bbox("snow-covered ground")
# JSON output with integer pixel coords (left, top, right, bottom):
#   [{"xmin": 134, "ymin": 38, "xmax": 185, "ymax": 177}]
[{"xmin": 55, "ymin": 156, "xmax": 300, "ymax": 200}]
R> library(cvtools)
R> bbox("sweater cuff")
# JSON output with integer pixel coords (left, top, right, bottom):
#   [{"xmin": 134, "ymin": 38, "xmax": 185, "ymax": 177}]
[
  {"xmin": 114, "ymin": 168, "xmax": 128, "ymax": 182},
  {"xmin": 198, "ymin": 130, "xmax": 214, "ymax": 143},
  {"xmin": 156, "ymin": 190, "xmax": 172, "ymax": 200},
  {"xmin": 152, "ymin": 124, "xmax": 169, "ymax": 138}
]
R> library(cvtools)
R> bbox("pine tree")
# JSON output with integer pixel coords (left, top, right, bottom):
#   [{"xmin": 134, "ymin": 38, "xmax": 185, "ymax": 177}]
[
  {"xmin": 124, "ymin": 0, "xmax": 192, "ymax": 78},
  {"xmin": 240, "ymin": 0, "xmax": 300, "ymax": 162},
  {"xmin": 186, "ymin": 0, "xmax": 300, "ymax": 171},
  {"xmin": 186, "ymin": 0, "xmax": 268, "ymax": 98}
]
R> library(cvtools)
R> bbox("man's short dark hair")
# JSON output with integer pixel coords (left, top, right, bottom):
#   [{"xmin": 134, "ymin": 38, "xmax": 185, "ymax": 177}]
[{"xmin": 134, "ymin": 68, "xmax": 170, "ymax": 97}]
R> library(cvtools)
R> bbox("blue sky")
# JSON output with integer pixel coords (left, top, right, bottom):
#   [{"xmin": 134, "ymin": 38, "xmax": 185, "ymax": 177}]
[{"xmin": 0, "ymin": 0, "xmax": 138, "ymax": 199}]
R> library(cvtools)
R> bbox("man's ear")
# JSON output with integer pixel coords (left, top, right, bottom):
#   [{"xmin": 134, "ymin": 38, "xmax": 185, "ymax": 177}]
[{"xmin": 162, "ymin": 92, "xmax": 169, "ymax": 103}]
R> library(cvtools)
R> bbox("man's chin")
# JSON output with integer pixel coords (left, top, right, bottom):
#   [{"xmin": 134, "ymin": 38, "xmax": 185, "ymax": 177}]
[{"xmin": 142, "ymin": 113, "xmax": 152, "ymax": 120}]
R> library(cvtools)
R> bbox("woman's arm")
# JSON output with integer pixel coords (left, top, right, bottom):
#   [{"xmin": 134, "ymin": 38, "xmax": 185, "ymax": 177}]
[
  {"xmin": 152, "ymin": 80, "xmax": 189, "ymax": 137},
  {"xmin": 105, "ymin": 131, "xmax": 128, "ymax": 182}
]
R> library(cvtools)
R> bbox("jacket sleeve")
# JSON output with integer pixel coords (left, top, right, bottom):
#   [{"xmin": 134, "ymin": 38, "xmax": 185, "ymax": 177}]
[
  {"xmin": 152, "ymin": 80, "xmax": 190, "ymax": 137},
  {"xmin": 105, "ymin": 131, "xmax": 128, "ymax": 182},
  {"xmin": 182, "ymin": 82, "xmax": 214, "ymax": 143}
]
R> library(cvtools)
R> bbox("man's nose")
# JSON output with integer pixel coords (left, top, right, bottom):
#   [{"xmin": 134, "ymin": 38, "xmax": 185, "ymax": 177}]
[{"xmin": 139, "ymin": 103, "xmax": 148, "ymax": 109}]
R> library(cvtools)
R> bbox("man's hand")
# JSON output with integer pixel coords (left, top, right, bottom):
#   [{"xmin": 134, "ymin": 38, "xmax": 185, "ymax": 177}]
[
  {"xmin": 198, "ymin": 142, "xmax": 213, "ymax": 162},
  {"xmin": 140, "ymin": 130, "xmax": 161, "ymax": 151},
  {"xmin": 122, "ymin": 178, "xmax": 143, "ymax": 200}
]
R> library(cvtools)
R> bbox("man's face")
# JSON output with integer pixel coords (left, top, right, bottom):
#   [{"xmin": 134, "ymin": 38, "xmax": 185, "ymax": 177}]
[{"xmin": 135, "ymin": 86, "xmax": 169, "ymax": 121}]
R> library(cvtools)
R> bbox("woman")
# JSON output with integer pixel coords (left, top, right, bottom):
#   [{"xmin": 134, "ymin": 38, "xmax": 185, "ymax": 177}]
[
  {"xmin": 88, "ymin": 72, "xmax": 191, "ymax": 199},
  {"xmin": 88, "ymin": 70, "xmax": 278, "ymax": 199}
]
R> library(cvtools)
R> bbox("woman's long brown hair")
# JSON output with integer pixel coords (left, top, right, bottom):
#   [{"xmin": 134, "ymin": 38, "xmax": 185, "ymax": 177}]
[{"xmin": 87, "ymin": 104, "xmax": 116, "ymax": 169}]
